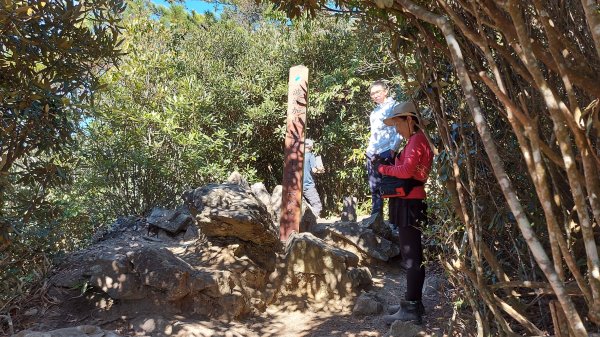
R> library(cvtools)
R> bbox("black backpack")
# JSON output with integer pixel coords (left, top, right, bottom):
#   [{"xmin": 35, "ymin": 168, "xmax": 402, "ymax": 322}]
[{"xmin": 378, "ymin": 176, "xmax": 424, "ymax": 198}]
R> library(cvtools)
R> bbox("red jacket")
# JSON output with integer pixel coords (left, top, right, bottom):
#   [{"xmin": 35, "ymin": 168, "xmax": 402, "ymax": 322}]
[{"xmin": 377, "ymin": 130, "xmax": 433, "ymax": 199}]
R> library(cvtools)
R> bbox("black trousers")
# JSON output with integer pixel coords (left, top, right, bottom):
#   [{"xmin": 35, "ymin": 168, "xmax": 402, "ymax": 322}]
[
  {"xmin": 366, "ymin": 149, "xmax": 394, "ymax": 215},
  {"xmin": 389, "ymin": 198, "xmax": 427, "ymax": 301}
]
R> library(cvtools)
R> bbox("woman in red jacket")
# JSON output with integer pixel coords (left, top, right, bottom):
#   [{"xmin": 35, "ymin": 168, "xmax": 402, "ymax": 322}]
[{"xmin": 378, "ymin": 101, "xmax": 433, "ymax": 325}]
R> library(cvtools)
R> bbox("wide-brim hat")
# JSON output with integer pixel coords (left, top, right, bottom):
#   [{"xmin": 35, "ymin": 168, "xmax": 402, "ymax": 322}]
[{"xmin": 383, "ymin": 101, "xmax": 427, "ymax": 127}]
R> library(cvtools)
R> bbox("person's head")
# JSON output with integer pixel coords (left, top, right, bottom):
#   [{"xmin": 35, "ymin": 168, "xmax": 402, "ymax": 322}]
[
  {"xmin": 369, "ymin": 80, "xmax": 389, "ymax": 105},
  {"xmin": 383, "ymin": 102, "xmax": 422, "ymax": 138},
  {"xmin": 305, "ymin": 138, "xmax": 314, "ymax": 151}
]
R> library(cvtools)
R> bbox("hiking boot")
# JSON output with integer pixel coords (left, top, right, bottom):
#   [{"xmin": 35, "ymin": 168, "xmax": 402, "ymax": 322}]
[
  {"xmin": 383, "ymin": 300, "xmax": 423, "ymax": 325},
  {"xmin": 387, "ymin": 301, "xmax": 425, "ymax": 315}
]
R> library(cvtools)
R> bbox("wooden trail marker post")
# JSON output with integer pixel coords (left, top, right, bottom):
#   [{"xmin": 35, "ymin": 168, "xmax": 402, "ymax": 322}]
[{"xmin": 280, "ymin": 65, "xmax": 309, "ymax": 242}]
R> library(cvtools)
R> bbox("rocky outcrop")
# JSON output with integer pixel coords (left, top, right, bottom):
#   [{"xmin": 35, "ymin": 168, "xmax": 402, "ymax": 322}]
[
  {"xmin": 271, "ymin": 232, "xmax": 372, "ymax": 301},
  {"xmin": 311, "ymin": 213, "xmax": 400, "ymax": 262},
  {"xmin": 324, "ymin": 221, "xmax": 400, "ymax": 262},
  {"xmin": 39, "ymin": 175, "xmax": 379, "ymax": 334},
  {"xmin": 182, "ymin": 183, "xmax": 279, "ymax": 247},
  {"xmin": 51, "ymin": 244, "xmax": 239, "ymax": 316}
]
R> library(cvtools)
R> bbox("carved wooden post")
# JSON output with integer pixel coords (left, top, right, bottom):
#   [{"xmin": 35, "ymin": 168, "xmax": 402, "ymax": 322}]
[{"xmin": 280, "ymin": 65, "xmax": 309, "ymax": 242}]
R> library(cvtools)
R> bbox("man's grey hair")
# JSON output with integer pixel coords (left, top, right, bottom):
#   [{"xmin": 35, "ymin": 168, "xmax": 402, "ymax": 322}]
[{"xmin": 369, "ymin": 80, "xmax": 389, "ymax": 91}]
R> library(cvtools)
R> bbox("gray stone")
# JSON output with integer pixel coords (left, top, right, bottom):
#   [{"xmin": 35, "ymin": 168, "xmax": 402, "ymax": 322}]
[
  {"xmin": 87, "ymin": 251, "xmax": 146, "ymax": 300},
  {"xmin": 146, "ymin": 207, "xmax": 194, "ymax": 234},
  {"xmin": 353, "ymin": 293, "xmax": 383, "ymax": 315},
  {"xmin": 130, "ymin": 316, "xmax": 172, "ymax": 335},
  {"xmin": 182, "ymin": 223, "xmax": 200, "ymax": 241},
  {"xmin": 285, "ymin": 232, "xmax": 359, "ymax": 274},
  {"xmin": 182, "ymin": 183, "xmax": 279, "ymax": 247},
  {"xmin": 251, "ymin": 182, "xmax": 272, "ymax": 213},
  {"xmin": 326, "ymin": 222, "xmax": 400, "ymax": 261},
  {"xmin": 226, "ymin": 171, "xmax": 250, "ymax": 190},
  {"xmin": 300, "ymin": 204, "xmax": 317, "ymax": 233},
  {"xmin": 385, "ymin": 320, "xmax": 426, "ymax": 337},
  {"xmin": 275, "ymin": 232, "xmax": 370, "ymax": 301},
  {"xmin": 348, "ymin": 267, "xmax": 373, "ymax": 288},
  {"xmin": 128, "ymin": 246, "xmax": 229, "ymax": 300},
  {"xmin": 361, "ymin": 213, "xmax": 393, "ymax": 241},
  {"xmin": 270, "ymin": 185, "xmax": 283, "ymax": 223}
]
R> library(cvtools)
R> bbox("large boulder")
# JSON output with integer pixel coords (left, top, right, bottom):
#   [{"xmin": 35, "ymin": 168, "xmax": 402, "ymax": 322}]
[
  {"xmin": 272, "ymin": 232, "xmax": 372, "ymax": 301},
  {"xmin": 55, "ymin": 246, "xmax": 231, "ymax": 300},
  {"xmin": 182, "ymin": 183, "xmax": 279, "ymax": 247},
  {"xmin": 50, "ymin": 244, "xmax": 258, "ymax": 319},
  {"xmin": 325, "ymin": 221, "xmax": 400, "ymax": 262}
]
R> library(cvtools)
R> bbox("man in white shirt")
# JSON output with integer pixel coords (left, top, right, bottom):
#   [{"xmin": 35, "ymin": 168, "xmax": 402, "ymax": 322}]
[{"xmin": 366, "ymin": 81, "xmax": 402, "ymax": 216}]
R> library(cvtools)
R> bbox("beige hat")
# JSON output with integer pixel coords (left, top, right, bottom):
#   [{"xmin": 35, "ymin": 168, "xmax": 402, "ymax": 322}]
[{"xmin": 383, "ymin": 101, "xmax": 420, "ymax": 126}]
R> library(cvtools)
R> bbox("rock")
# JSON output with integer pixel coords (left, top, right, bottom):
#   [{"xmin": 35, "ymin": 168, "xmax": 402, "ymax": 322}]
[
  {"xmin": 274, "ymin": 232, "xmax": 370, "ymax": 301},
  {"xmin": 24, "ymin": 307, "xmax": 39, "ymax": 316},
  {"xmin": 87, "ymin": 250, "xmax": 146, "ymax": 300},
  {"xmin": 270, "ymin": 185, "xmax": 283, "ymax": 223},
  {"xmin": 13, "ymin": 325, "xmax": 123, "ymax": 337},
  {"xmin": 91, "ymin": 216, "xmax": 145, "ymax": 242},
  {"xmin": 423, "ymin": 275, "xmax": 447, "ymax": 298},
  {"xmin": 348, "ymin": 267, "xmax": 373, "ymax": 288},
  {"xmin": 182, "ymin": 223, "xmax": 200, "ymax": 241},
  {"xmin": 299, "ymin": 204, "xmax": 317, "ymax": 233},
  {"xmin": 353, "ymin": 293, "xmax": 383, "ymax": 315},
  {"xmin": 308, "ymin": 223, "xmax": 328, "ymax": 238},
  {"xmin": 182, "ymin": 183, "xmax": 279, "ymax": 247},
  {"xmin": 146, "ymin": 207, "xmax": 194, "ymax": 234},
  {"xmin": 226, "ymin": 171, "xmax": 250, "ymax": 190},
  {"xmin": 251, "ymin": 182, "xmax": 272, "ymax": 213},
  {"xmin": 326, "ymin": 222, "xmax": 400, "ymax": 261},
  {"xmin": 130, "ymin": 316, "xmax": 173, "ymax": 336},
  {"xmin": 128, "ymin": 246, "xmax": 229, "ymax": 301},
  {"xmin": 285, "ymin": 232, "xmax": 359, "ymax": 274},
  {"xmin": 361, "ymin": 213, "xmax": 393, "ymax": 241},
  {"xmin": 385, "ymin": 320, "xmax": 426, "ymax": 337}
]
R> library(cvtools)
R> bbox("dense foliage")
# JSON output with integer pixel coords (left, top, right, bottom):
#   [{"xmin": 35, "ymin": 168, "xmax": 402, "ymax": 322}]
[{"xmin": 0, "ymin": 0, "xmax": 125, "ymax": 312}]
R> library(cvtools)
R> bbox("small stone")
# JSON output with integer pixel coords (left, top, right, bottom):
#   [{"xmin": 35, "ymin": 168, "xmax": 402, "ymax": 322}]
[
  {"xmin": 352, "ymin": 294, "xmax": 383, "ymax": 315},
  {"xmin": 24, "ymin": 308, "xmax": 38, "ymax": 316},
  {"xmin": 385, "ymin": 320, "xmax": 425, "ymax": 337}
]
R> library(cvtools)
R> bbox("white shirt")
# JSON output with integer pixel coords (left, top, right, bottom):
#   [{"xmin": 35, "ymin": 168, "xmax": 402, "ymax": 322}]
[{"xmin": 366, "ymin": 97, "xmax": 402, "ymax": 156}]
